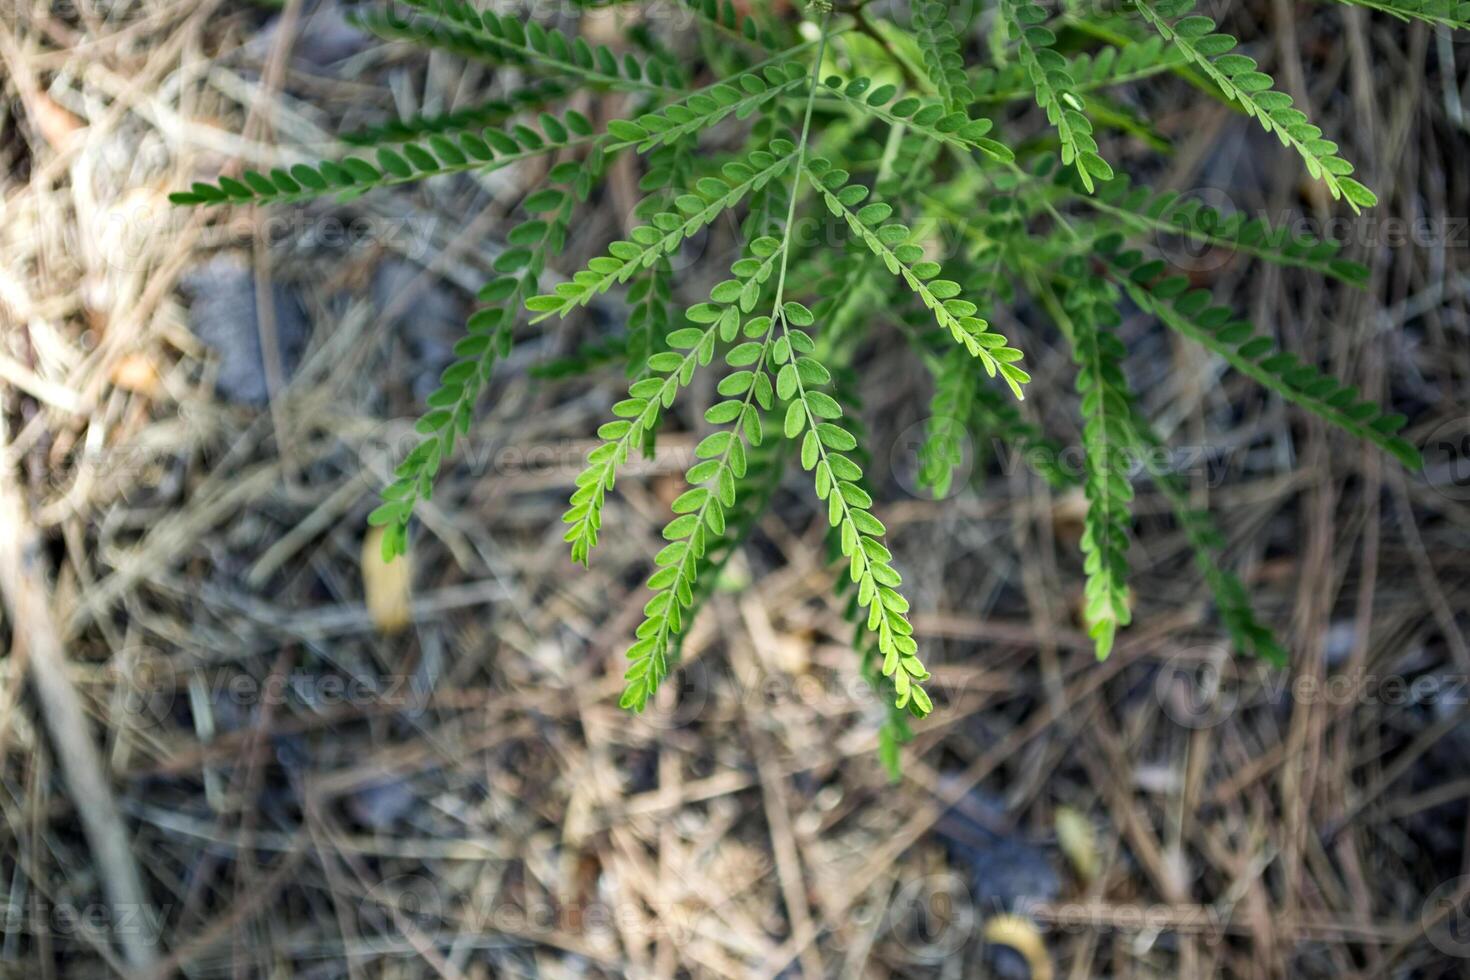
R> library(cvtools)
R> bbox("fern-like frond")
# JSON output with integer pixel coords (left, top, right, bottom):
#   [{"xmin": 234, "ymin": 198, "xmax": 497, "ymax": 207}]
[
  {"xmin": 626, "ymin": 141, "xmax": 695, "ymax": 376},
  {"xmin": 370, "ymin": 154, "xmax": 599, "ymax": 558},
  {"xmin": 339, "ymin": 81, "xmax": 570, "ymax": 145},
  {"xmin": 1082, "ymin": 175, "xmax": 1370, "ymax": 285},
  {"xmin": 775, "ymin": 301, "xmax": 934, "ymax": 716},
  {"xmin": 803, "ymin": 158, "xmax": 1031, "ymax": 397},
  {"xmin": 358, "ymin": 0, "xmax": 676, "ymax": 92},
  {"xmin": 973, "ymin": 386, "xmax": 1080, "ymax": 489},
  {"xmin": 908, "ymin": 257, "xmax": 1028, "ymax": 498},
  {"xmin": 973, "ymin": 36, "xmax": 1187, "ymax": 103},
  {"xmin": 817, "ymin": 75, "xmax": 1015, "ymax": 162},
  {"xmin": 528, "ymin": 140, "xmax": 798, "ymax": 320},
  {"xmin": 998, "ymin": 0, "xmax": 1114, "ymax": 191},
  {"xmin": 168, "ymin": 110, "xmax": 598, "ymax": 207},
  {"xmin": 913, "ymin": 1, "xmax": 974, "ymax": 111},
  {"xmin": 605, "ymin": 63, "xmax": 809, "ymax": 153},
  {"xmin": 818, "ymin": 367, "xmax": 926, "ymax": 775},
  {"xmin": 1133, "ymin": 0, "xmax": 1376, "ymax": 211},
  {"xmin": 667, "ymin": 435, "xmax": 788, "ymax": 663},
  {"xmin": 1130, "ymin": 410, "xmax": 1287, "ymax": 665},
  {"xmin": 621, "ymin": 340, "xmax": 774, "ymax": 708},
  {"xmin": 169, "ymin": 0, "xmax": 1446, "ymax": 755},
  {"xmin": 564, "ymin": 235, "xmax": 787, "ymax": 566},
  {"xmin": 351, "ymin": 6, "xmax": 527, "ymax": 70},
  {"xmin": 1059, "ymin": 268, "xmax": 1134, "ymax": 659},
  {"xmin": 918, "ymin": 349, "xmax": 978, "ymax": 498},
  {"xmin": 621, "ymin": 265, "xmax": 814, "ymax": 708},
  {"xmin": 627, "ymin": 261, "xmax": 673, "ymax": 378},
  {"xmin": 1096, "ymin": 236, "xmax": 1421, "ymax": 468},
  {"xmin": 677, "ymin": 0, "xmax": 784, "ymax": 49},
  {"xmin": 1324, "ymin": 0, "xmax": 1470, "ymax": 27}
]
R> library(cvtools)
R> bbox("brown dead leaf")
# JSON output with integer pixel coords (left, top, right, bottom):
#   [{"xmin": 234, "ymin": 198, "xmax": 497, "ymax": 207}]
[
  {"xmin": 1055, "ymin": 806, "xmax": 1100, "ymax": 883},
  {"xmin": 1299, "ymin": 175, "xmax": 1332, "ymax": 216},
  {"xmin": 1050, "ymin": 487, "xmax": 1088, "ymax": 544},
  {"xmin": 362, "ymin": 527, "xmax": 413, "ymax": 634},
  {"xmin": 24, "ymin": 91, "xmax": 85, "ymax": 151},
  {"xmin": 983, "ymin": 914, "xmax": 1053, "ymax": 980},
  {"xmin": 110, "ymin": 353, "xmax": 160, "ymax": 397}
]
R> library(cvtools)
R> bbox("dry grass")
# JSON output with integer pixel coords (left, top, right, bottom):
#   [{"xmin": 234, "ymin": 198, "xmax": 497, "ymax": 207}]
[{"xmin": 1, "ymin": 2, "xmax": 1469, "ymax": 978}]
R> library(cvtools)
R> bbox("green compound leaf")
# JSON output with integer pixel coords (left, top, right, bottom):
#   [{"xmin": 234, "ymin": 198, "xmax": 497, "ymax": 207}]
[{"xmin": 1135, "ymin": 0, "xmax": 1376, "ymax": 212}]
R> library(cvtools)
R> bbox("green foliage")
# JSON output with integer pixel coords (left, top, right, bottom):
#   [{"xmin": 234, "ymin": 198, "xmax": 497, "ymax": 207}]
[
  {"xmin": 168, "ymin": 110, "xmax": 597, "ymax": 207},
  {"xmin": 1095, "ymin": 235, "xmax": 1421, "ymax": 468},
  {"xmin": 1134, "ymin": 0, "xmax": 1376, "ymax": 211},
  {"xmin": 918, "ymin": 349, "xmax": 979, "ymax": 498},
  {"xmin": 973, "ymin": 37, "xmax": 1188, "ymax": 104},
  {"xmin": 1082, "ymin": 175, "xmax": 1370, "ymax": 285},
  {"xmin": 913, "ymin": 1, "xmax": 974, "ymax": 111},
  {"xmin": 358, "ymin": 0, "xmax": 681, "ymax": 91},
  {"xmin": 1059, "ymin": 269, "xmax": 1135, "ymax": 660},
  {"xmin": 1327, "ymin": 0, "xmax": 1470, "ymax": 27},
  {"xmin": 606, "ymin": 63, "xmax": 809, "ymax": 154},
  {"xmin": 1129, "ymin": 410, "xmax": 1288, "ymax": 666},
  {"xmin": 529, "ymin": 141, "xmax": 798, "ymax": 319},
  {"xmin": 678, "ymin": 0, "xmax": 785, "ymax": 49},
  {"xmin": 971, "ymin": 385, "xmax": 1079, "ymax": 490},
  {"xmin": 172, "ymin": 0, "xmax": 1446, "ymax": 775},
  {"xmin": 820, "ymin": 74, "xmax": 1015, "ymax": 162},
  {"xmin": 565, "ymin": 235, "xmax": 788, "ymax": 569},
  {"xmin": 803, "ymin": 160, "xmax": 1031, "ymax": 396},
  {"xmin": 998, "ymin": 0, "xmax": 1113, "ymax": 190},
  {"xmin": 340, "ymin": 81, "xmax": 571, "ymax": 145},
  {"xmin": 776, "ymin": 299, "xmax": 934, "ymax": 717}
]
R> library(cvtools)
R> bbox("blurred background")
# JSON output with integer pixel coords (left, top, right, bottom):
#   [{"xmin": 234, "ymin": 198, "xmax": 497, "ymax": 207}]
[{"xmin": 1, "ymin": 0, "xmax": 1469, "ymax": 977}]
